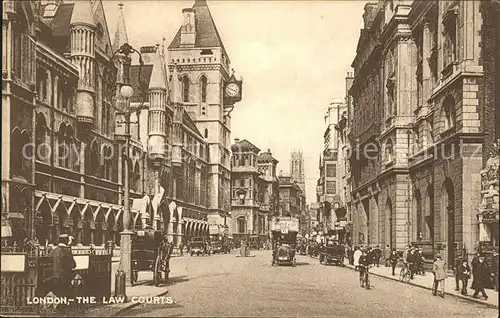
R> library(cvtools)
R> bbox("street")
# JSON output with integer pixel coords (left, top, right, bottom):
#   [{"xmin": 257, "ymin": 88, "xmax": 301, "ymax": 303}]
[{"xmin": 118, "ymin": 251, "xmax": 498, "ymax": 317}]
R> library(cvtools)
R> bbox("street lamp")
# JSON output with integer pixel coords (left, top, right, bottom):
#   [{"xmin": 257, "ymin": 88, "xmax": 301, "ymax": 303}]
[{"xmin": 107, "ymin": 43, "xmax": 146, "ymax": 295}]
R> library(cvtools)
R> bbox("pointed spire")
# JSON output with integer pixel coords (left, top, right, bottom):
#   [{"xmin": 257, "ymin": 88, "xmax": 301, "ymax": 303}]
[
  {"xmin": 149, "ymin": 45, "xmax": 166, "ymax": 90},
  {"xmin": 113, "ymin": 2, "xmax": 129, "ymax": 52},
  {"xmin": 70, "ymin": 0, "xmax": 95, "ymax": 27}
]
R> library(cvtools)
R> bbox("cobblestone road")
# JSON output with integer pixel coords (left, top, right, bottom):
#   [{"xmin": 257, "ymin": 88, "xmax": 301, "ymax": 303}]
[{"xmin": 118, "ymin": 250, "xmax": 498, "ymax": 317}]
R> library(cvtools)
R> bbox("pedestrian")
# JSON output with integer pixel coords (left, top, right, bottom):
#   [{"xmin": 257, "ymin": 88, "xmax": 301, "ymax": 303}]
[
  {"xmin": 353, "ymin": 247, "xmax": 362, "ymax": 271},
  {"xmin": 417, "ymin": 249, "xmax": 426, "ymax": 275},
  {"xmin": 432, "ymin": 253, "xmax": 447, "ymax": 298},
  {"xmin": 492, "ymin": 251, "xmax": 499, "ymax": 292},
  {"xmin": 471, "ymin": 253, "xmax": 491, "ymax": 300},
  {"xmin": 389, "ymin": 248, "xmax": 398, "ymax": 276},
  {"xmin": 459, "ymin": 258, "xmax": 471, "ymax": 296},
  {"xmin": 407, "ymin": 248, "xmax": 416, "ymax": 280},
  {"xmin": 374, "ymin": 245, "xmax": 382, "ymax": 267},
  {"xmin": 36, "ymin": 234, "xmax": 76, "ymax": 299},
  {"xmin": 454, "ymin": 256, "xmax": 462, "ymax": 291},
  {"xmin": 384, "ymin": 244, "xmax": 391, "ymax": 267}
]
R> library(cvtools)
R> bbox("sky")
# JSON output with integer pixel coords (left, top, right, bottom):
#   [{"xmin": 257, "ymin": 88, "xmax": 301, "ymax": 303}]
[{"xmin": 102, "ymin": 0, "xmax": 367, "ymax": 204}]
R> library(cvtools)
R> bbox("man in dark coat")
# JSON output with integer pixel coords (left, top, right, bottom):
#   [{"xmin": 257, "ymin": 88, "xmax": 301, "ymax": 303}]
[
  {"xmin": 51, "ymin": 234, "xmax": 76, "ymax": 297},
  {"xmin": 454, "ymin": 257, "xmax": 462, "ymax": 291},
  {"xmin": 472, "ymin": 253, "xmax": 491, "ymax": 300},
  {"xmin": 36, "ymin": 234, "xmax": 76, "ymax": 298},
  {"xmin": 389, "ymin": 248, "xmax": 399, "ymax": 276},
  {"xmin": 373, "ymin": 245, "xmax": 382, "ymax": 267}
]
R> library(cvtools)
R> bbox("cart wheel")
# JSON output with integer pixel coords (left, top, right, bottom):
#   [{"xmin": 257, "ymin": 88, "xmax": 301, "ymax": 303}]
[
  {"xmin": 190, "ymin": 252, "xmax": 194, "ymax": 256},
  {"xmin": 132, "ymin": 271, "xmax": 138, "ymax": 284},
  {"xmin": 153, "ymin": 256, "xmax": 161, "ymax": 287}
]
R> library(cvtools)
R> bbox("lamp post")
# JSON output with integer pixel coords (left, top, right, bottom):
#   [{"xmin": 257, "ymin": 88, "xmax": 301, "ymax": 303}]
[{"xmin": 107, "ymin": 43, "xmax": 146, "ymax": 293}]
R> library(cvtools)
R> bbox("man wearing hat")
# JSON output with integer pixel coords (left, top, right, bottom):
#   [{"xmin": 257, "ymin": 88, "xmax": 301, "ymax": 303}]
[
  {"xmin": 36, "ymin": 234, "xmax": 76, "ymax": 299},
  {"xmin": 50, "ymin": 234, "xmax": 76, "ymax": 297},
  {"xmin": 432, "ymin": 253, "xmax": 447, "ymax": 298},
  {"xmin": 471, "ymin": 253, "xmax": 492, "ymax": 300}
]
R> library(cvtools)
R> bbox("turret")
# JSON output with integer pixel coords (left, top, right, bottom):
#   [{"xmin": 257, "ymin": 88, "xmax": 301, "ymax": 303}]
[
  {"xmin": 70, "ymin": 0, "xmax": 96, "ymax": 125},
  {"xmin": 148, "ymin": 45, "xmax": 167, "ymax": 162}
]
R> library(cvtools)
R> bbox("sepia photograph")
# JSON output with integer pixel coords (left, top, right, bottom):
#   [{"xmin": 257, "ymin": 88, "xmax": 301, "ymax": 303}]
[{"xmin": 1, "ymin": 0, "xmax": 499, "ymax": 317}]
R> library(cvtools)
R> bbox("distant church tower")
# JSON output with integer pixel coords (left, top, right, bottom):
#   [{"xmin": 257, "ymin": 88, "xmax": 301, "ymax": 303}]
[
  {"xmin": 168, "ymin": 0, "xmax": 242, "ymax": 225},
  {"xmin": 290, "ymin": 150, "xmax": 306, "ymax": 197}
]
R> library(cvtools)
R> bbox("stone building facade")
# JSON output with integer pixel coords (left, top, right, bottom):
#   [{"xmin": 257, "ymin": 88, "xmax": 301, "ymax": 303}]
[
  {"xmin": 349, "ymin": 0, "xmax": 499, "ymax": 264},
  {"xmin": 230, "ymin": 139, "xmax": 275, "ymax": 244},
  {"xmin": 278, "ymin": 175, "xmax": 305, "ymax": 219},
  {"xmin": 1, "ymin": 0, "xmax": 234, "ymax": 250},
  {"xmin": 167, "ymin": 0, "xmax": 241, "ymax": 229}
]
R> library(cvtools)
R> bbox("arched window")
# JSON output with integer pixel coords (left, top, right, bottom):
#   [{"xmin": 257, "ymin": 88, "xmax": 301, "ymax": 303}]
[
  {"xmin": 442, "ymin": 95, "xmax": 456, "ymax": 130},
  {"xmin": 90, "ymin": 140, "xmax": 99, "ymax": 176},
  {"xmin": 385, "ymin": 139, "xmax": 394, "ymax": 163},
  {"xmin": 58, "ymin": 123, "xmax": 67, "ymax": 168},
  {"xmin": 35, "ymin": 113, "xmax": 48, "ymax": 162},
  {"xmin": 103, "ymin": 146, "xmax": 112, "ymax": 180},
  {"xmin": 182, "ymin": 76, "xmax": 190, "ymax": 102},
  {"xmin": 65, "ymin": 125, "xmax": 74, "ymax": 169},
  {"xmin": 133, "ymin": 161, "xmax": 140, "ymax": 192},
  {"xmin": 200, "ymin": 75, "xmax": 208, "ymax": 103},
  {"xmin": 11, "ymin": 128, "xmax": 31, "ymax": 179}
]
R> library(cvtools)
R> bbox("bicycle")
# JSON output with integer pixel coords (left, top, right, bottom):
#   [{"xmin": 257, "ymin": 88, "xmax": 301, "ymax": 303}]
[
  {"xmin": 359, "ymin": 265, "xmax": 371, "ymax": 289},
  {"xmin": 399, "ymin": 262, "xmax": 412, "ymax": 284}
]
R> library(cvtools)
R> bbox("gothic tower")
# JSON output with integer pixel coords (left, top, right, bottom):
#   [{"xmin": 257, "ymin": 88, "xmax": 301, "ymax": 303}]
[
  {"xmin": 70, "ymin": 0, "xmax": 96, "ymax": 125},
  {"xmin": 168, "ymin": 0, "xmax": 237, "ymax": 225},
  {"xmin": 290, "ymin": 150, "xmax": 306, "ymax": 197}
]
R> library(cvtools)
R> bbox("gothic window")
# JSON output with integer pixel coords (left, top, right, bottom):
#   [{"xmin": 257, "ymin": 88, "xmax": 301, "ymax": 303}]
[
  {"xmin": 35, "ymin": 113, "xmax": 48, "ymax": 162},
  {"xmin": 200, "ymin": 75, "xmax": 208, "ymax": 103},
  {"xmin": 90, "ymin": 140, "xmax": 99, "ymax": 176},
  {"xmin": 103, "ymin": 146, "xmax": 112, "ymax": 180},
  {"xmin": 182, "ymin": 76, "xmax": 190, "ymax": 102},
  {"xmin": 58, "ymin": 123, "xmax": 67, "ymax": 168},
  {"xmin": 101, "ymin": 102, "xmax": 107, "ymax": 134},
  {"xmin": 11, "ymin": 127, "xmax": 31, "ymax": 179},
  {"xmin": 133, "ymin": 161, "xmax": 141, "ymax": 192},
  {"xmin": 64, "ymin": 125, "xmax": 74, "ymax": 169},
  {"xmin": 442, "ymin": 95, "xmax": 456, "ymax": 130}
]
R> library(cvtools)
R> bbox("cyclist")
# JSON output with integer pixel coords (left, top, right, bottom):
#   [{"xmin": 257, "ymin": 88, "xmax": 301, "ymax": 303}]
[
  {"xmin": 406, "ymin": 247, "xmax": 417, "ymax": 280},
  {"xmin": 358, "ymin": 249, "xmax": 371, "ymax": 288}
]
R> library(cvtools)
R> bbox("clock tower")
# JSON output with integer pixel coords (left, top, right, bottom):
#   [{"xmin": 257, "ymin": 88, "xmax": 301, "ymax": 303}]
[{"xmin": 168, "ymin": 0, "xmax": 243, "ymax": 228}]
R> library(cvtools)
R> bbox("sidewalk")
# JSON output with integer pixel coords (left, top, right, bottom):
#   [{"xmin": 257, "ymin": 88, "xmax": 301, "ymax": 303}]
[
  {"xmin": 78, "ymin": 257, "xmax": 170, "ymax": 316},
  {"xmin": 344, "ymin": 261, "xmax": 498, "ymax": 308}
]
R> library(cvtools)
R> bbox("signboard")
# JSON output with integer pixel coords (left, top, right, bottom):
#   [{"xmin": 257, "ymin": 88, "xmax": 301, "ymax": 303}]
[
  {"xmin": 74, "ymin": 255, "xmax": 89, "ymax": 270},
  {"xmin": 270, "ymin": 216, "xmax": 299, "ymax": 232},
  {"xmin": 1, "ymin": 254, "xmax": 25, "ymax": 272}
]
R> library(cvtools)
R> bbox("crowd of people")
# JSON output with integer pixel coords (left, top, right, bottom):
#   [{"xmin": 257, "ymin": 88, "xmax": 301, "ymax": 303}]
[{"xmin": 342, "ymin": 243, "xmax": 497, "ymax": 299}]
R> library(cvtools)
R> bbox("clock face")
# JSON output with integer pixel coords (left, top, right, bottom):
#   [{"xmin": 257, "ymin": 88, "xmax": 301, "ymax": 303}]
[{"xmin": 225, "ymin": 83, "xmax": 240, "ymax": 97}]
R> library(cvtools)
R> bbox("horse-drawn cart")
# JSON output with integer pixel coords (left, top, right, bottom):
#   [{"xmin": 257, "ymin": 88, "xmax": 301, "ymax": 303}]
[{"xmin": 131, "ymin": 228, "xmax": 173, "ymax": 286}]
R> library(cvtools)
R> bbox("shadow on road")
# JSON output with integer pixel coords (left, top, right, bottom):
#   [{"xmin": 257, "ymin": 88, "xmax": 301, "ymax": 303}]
[
  {"xmin": 295, "ymin": 262, "xmax": 310, "ymax": 266},
  {"xmin": 165, "ymin": 275, "xmax": 190, "ymax": 287}
]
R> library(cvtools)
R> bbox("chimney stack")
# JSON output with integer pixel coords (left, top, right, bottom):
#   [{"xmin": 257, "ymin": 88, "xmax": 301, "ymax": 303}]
[{"xmin": 140, "ymin": 45, "xmax": 159, "ymax": 65}]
